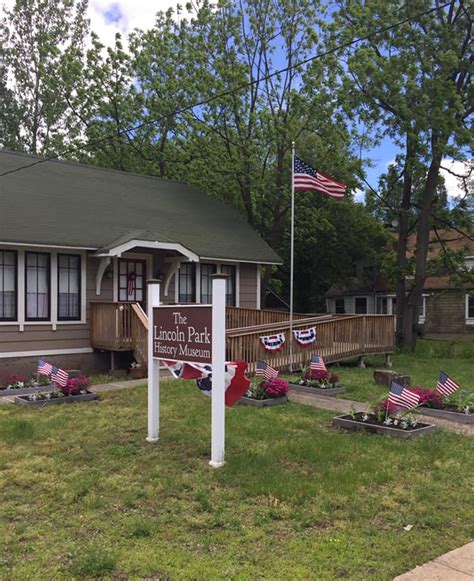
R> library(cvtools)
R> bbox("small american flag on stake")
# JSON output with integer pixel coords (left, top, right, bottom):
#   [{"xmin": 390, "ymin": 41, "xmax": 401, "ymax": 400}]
[
  {"xmin": 37, "ymin": 358, "xmax": 53, "ymax": 376},
  {"xmin": 436, "ymin": 371, "xmax": 460, "ymax": 397},
  {"xmin": 255, "ymin": 360, "xmax": 279, "ymax": 381},
  {"xmin": 388, "ymin": 381, "xmax": 419, "ymax": 410},
  {"xmin": 51, "ymin": 366, "xmax": 69, "ymax": 388},
  {"xmin": 294, "ymin": 157, "xmax": 347, "ymax": 199},
  {"xmin": 310, "ymin": 354, "xmax": 327, "ymax": 372}
]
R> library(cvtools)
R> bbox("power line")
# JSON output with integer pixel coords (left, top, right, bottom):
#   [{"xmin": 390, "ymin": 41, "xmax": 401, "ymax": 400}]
[{"xmin": 0, "ymin": 1, "xmax": 451, "ymax": 179}]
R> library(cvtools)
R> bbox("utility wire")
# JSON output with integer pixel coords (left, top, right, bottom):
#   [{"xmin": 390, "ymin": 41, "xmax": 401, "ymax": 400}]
[{"xmin": 0, "ymin": 1, "xmax": 451, "ymax": 179}]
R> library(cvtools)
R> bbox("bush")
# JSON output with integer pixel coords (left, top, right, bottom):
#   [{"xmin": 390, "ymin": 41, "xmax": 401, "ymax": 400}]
[
  {"xmin": 61, "ymin": 375, "xmax": 91, "ymax": 396},
  {"xmin": 408, "ymin": 386, "xmax": 444, "ymax": 408},
  {"xmin": 260, "ymin": 378, "xmax": 289, "ymax": 399}
]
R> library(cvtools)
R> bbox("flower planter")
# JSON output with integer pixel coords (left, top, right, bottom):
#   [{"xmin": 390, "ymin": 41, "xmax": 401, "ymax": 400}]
[
  {"xmin": 14, "ymin": 391, "xmax": 98, "ymax": 408},
  {"xmin": 332, "ymin": 414, "xmax": 437, "ymax": 439},
  {"xmin": 0, "ymin": 384, "xmax": 55, "ymax": 397},
  {"xmin": 289, "ymin": 383, "xmax": 346, "ymax": 397},
  {"xmin": 418, "ymin": 407, "xmax": 474, "ymax": 424},
  {"xmin": 239, "ymin": 395, "xmax": 288, "ymax": 408}
]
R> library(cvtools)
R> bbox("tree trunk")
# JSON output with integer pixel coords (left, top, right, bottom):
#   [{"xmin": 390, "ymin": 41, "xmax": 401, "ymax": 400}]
[
  {"xmin": 395, "ymin": 133, "xmax": 415, "ymax": 345},
  {"xmin": 400, "ymin": 140, "xmax": 443, "ymax": 351}
]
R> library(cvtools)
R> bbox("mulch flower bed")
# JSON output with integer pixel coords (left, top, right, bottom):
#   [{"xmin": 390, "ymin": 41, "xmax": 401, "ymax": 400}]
[
  {"xmin": 288, "ymin": 368, "xmax": 346, "ymax": 396},
  {"xmin": 0, "ymin": 374, "xmax": 54, "ymax": 397},
  {"xmin": 14, "ymin": 375, "xmax": 98, "ymax": 408},
  {"xmin": 410, "ymin": 386, "xmax": 474, "ymax": 424},
  {"xmin": 333, "ymin": 413, "xmax": 437, "ymax": 439},
  {"xmin": 239, "ymin": 377, "xmax": 289, "ymax": 407}
]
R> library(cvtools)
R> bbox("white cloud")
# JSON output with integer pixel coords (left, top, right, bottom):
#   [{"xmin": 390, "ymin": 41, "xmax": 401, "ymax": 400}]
[
  {"xmin": 2, "ymin": 0, "xmax": 186, "ymax": 48},
  {"xmin": 89, "ymin": 0, "xmax": 185, "ymax": 47},
  {"xmin": 440, "ymin": 159, "xmax": 472, "ymax": 200}
]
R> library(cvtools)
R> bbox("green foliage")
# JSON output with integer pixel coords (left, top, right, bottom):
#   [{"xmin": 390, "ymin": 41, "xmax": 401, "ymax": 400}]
[{"xmin": 70, "ymin": 547, "xmax": 117, "ymax": 577}]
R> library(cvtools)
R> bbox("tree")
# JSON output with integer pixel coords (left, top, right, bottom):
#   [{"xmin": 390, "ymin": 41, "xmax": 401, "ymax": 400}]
[
  {"xmin": 1, "ymin": 0, "xmax": 89, "ymax": 155},
  {"xmin": 333, "ymin": 0, "xmax": 473, "ymax": 350}
]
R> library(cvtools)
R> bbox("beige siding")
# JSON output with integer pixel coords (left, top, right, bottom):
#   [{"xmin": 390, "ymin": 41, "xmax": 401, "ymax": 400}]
[{"xmin": 239, "ymin": 263, "xmax": 258, "ymax": 308}]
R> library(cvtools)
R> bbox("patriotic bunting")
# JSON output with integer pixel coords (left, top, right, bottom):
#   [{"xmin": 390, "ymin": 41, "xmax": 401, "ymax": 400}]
[
  {"xmin": 260, "ymin": 333, "xmax": 286, "ymax": 352},
  {"xmin": 388, "ymin": 381, "xmax": 419, "ymax": 410},
  {"xmin": 293, "ymin": 327, "xmax": 316, "ymax": 346},
  {"xmin": 436, "ymin": 371, "xmax": 460, "ymax": 397},
  {"xmin": 255, "ymin": 360, "xmax": 279, "ymax": 381},
  {"xmin": 163, "ymin": 360, "xmax": 250, "ymax": 407}
]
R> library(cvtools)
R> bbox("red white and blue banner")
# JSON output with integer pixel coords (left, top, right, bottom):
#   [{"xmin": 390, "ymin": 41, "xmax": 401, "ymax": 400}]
[
  {"xmin": 260, "ymin": 333, "xmax": 286, "ymax": 352},
  {"xmin": 163, "ymin": 360, "xmax": 250, "ymax": 407},
  {"xmin": 293, "ymin": 327, "xmax": 316, "ymax": 346}
]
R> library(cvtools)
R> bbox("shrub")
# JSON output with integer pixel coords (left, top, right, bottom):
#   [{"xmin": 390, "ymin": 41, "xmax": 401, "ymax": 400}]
[
  {"xmin": 261, "ymin": 378, "xmax": 289, "ymax": 399},
  {"xmin": 61, "ymin": 375, "xmax": 91, "ymax": 396},
  {"xmin": 408, "ymin": 386, "xmax": 444, "ymax": 408}
]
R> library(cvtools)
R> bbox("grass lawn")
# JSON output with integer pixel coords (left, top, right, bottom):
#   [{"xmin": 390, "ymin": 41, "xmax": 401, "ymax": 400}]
[
  {"xmin": 282, "ymin": 339, "xmax": 474, "ymax": 404},
  {"xmin": 1, "ymin": 371, "xmax": 473, "ymax": 579}
]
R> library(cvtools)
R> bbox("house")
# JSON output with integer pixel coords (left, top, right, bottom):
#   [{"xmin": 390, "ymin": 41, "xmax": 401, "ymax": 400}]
[
  {"xmin": 0, "ymin": 150, "xmax": 281, "ymax": 375},
  {"xmin": 325, "ymin": 230, "xmax": 474, "ymax": 339}
]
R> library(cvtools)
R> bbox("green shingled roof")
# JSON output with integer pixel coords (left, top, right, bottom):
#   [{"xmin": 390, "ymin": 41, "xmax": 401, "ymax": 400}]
[{"xmin": 0, "ymin": 150, "xmax": 281, "ymax": 264}]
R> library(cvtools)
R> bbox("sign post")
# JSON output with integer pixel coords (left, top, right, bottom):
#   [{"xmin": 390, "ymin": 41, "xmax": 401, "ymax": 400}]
[
  {"xmin": 209, "ymin": 274, "xmax": 227, "ymax": 468},
  {"xmin": 147, "ymin": 279, "xmax": 161, "ymax": 442}
]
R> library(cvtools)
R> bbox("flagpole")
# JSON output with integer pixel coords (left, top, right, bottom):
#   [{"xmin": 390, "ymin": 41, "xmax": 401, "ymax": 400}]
[{"xmin": 289, "ymin": 141, "xmax": 295, "ymax": 373}]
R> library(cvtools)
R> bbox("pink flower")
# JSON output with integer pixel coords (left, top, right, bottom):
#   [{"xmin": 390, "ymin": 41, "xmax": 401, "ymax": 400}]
[{"xmin": 260, "ymin": 378, "xmax": 289, "ymax": 399}]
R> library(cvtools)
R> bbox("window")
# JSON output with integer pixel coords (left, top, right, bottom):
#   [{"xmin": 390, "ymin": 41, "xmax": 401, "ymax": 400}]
[
  {"xmin": 466, "ymin": 294, "xmax": 474, "ymax": 323},
  {"xmin": 335, "ymin": 298, "xmax": 345, "ymax": 314},
  {"xmin": 179, "ymin": 263, "xmax": 196, "ymax": 303},
  {"xmin": 377, "ymin": 296, "xmax": 388, "ymax": 314},
  {"xmin": 221, "ymin": 264, "xmax": 236, "ymax": 306},
  {"xmin": 25, "ymin": 252, "xmax": 50, "ymax": 321},
  {"xmin": 355, "ymin": 297, "xmax": 367, "ymax": 314},
  {"xmin": 118, "ymin": 259, "xmax": 146, "ymax": 304},
  {"xmin": 0, "ymin": 250, "xmax": 17, "ymax": 321},
  {"xmin": 200, "ymin": 264, "xmax": 216, "ymax": 304},
  {"xmin": 58, "ymin": 254, "xmax": 81, "ymax": 320},
  {"xmin": 419, "ymin": 296, "xmax": 427, "ymax": 322}
]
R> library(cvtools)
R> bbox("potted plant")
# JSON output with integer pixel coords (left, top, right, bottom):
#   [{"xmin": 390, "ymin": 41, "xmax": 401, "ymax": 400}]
[
  {"xmin": 129, "ymin": 362, "xmax": 147, "ymax": 379},
  {"xmin": 409, "ymin": 386, "xmax": 474, "ymax": 424},
  {"xmin": 240, "ymin": 377, "xmax": 289, "ymax": 407},
  {"xmin": 15, "ymin": 375, "xmax": 98, "ymax": 407},
  {"xmin": 333, "ymin": 397, "xmax": 437, "ymax": 439},
  {"xmin": 288, "ymin": 365, "xmax": 346, "ymax": 396}
]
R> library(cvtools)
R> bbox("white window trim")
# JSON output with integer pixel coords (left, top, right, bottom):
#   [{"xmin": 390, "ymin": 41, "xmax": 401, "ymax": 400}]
[
  {"xmin": 0, "ymin": 246, "xmax": 87, "ymax": 331},
  {"xmin": 175, "ymin": 261, "xmax": 241, "ymax": 307},
  {"xmin": 114, "ymin": 252, "xmax": 153, "ymax": 304},
  {"xmin": 465, "ymin": 293, "xmax": 474, "ymax": 325}
]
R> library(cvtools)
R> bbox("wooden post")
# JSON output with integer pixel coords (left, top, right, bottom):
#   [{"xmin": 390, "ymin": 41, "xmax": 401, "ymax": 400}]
[
  {"xmin": 209, "ymin": 274, "xmax": 227, "ymax": 468},
  {"xmin": 146, "ymin": 279, "xmax": 161, "ymax": 443}
]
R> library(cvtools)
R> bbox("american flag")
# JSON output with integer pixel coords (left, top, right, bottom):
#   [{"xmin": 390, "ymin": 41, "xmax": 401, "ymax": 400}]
[
  {"xmin": 294, "ymin": 157, "xmax": 347, "ymax": 199},
  {"xmin": 436, "ymin": 371, "xmax": 460, "ymax": 397},
  {"xmin": 51, "ymin": 366, "xmax": 69, "ymax": 388},
  {"xmin": 255, "ymin": 360, "xmax": 279, "ymax": 381},
  {"xmin": 310, "ymin": 354, "xmax": 327, "ymax": 372},
  {"xmin": 37, "ymin": 358, "xmax": 53, "ymax": 376},
  {"xmin": 388, "ymin": 381, "xmax": 420, "ymax": 410}
]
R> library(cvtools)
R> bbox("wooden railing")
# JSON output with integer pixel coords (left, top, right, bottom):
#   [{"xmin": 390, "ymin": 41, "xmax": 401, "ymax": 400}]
[
  {"xmin": 90, "ymin": 303, "xmax": 395, "ymax": 371},
  {"xmin": 226, "ymin": 314, "xmax": 395, "ymax": 374},
  {"xmin": 226, "ymin": 306, "xmax": 317, "ymax": 329}
]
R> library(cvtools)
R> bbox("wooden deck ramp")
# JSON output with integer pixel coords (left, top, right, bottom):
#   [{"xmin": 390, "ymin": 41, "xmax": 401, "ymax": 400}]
[{"xmin": 90, "ymin": 303, "xmax": 395, "ymax": 372}]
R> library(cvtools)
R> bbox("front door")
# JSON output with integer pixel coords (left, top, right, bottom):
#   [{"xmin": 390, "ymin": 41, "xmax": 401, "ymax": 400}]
[{"xmin": 118, "ymin": 258, "xmax": 147, "ymax": 307}]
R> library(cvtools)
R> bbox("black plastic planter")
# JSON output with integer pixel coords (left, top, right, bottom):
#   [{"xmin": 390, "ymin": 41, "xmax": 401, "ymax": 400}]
[
  {"xmin": 14, "ymin": 391, "xmax": 98, "ymax": 408},
  {"xmin": 289, "ymin": 383, "xmax": 347, "ymax": 397},
  {"xmin": 418, "ymin": 407, "xmax": 474, "ymax": 424},
  {"xmin": 239, "ymin": 396, "xmax": 288, "ymax": 408}
]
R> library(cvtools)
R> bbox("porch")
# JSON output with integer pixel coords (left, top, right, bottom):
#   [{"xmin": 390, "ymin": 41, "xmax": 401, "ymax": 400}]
[{"xmin": 90, "ymin": 303, "xmax": 395, "ymax": 372}]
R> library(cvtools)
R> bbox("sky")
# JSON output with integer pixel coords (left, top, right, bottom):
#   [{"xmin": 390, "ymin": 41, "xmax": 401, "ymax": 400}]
[{"xmin": 3, "ymin": 0, "xmax": 470, "ymax": 202}]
